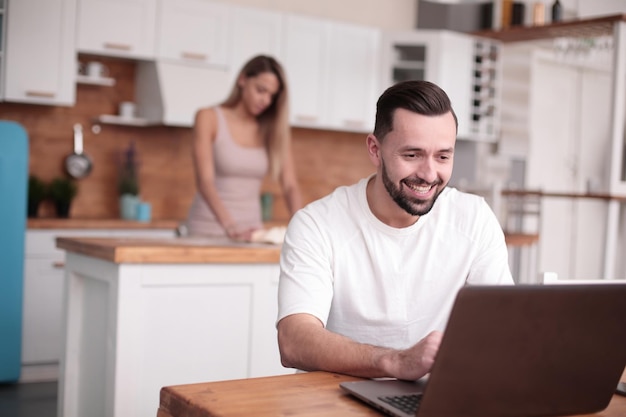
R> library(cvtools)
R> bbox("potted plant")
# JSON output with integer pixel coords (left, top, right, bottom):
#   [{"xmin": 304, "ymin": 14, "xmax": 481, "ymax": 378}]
[
  {"xmin": 27, "ymin": 175, "xmax": 47, "ymax": 217},
  {"xmin": 48, "ymin": 177, "xmax": 78, "ymax": 218},
  {"xmin": 118, "ymin": 142, "xmax": 140, "ymax": 220}
]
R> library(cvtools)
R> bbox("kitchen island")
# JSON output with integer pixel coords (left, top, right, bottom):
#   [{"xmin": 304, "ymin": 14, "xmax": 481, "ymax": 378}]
[{"xmin": 56, "ymin": 236, "xmax": 291, "ymax": 417}]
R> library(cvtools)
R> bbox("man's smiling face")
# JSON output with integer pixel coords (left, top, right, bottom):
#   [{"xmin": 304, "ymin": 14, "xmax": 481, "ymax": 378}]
[{"xmin": 375, "ymin": 108, "xmax": 457, "ymax": 217}]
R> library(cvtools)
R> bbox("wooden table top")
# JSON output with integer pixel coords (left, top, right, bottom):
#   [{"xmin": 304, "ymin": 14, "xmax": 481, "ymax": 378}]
[
  {"xmin": 56, "ymin": 236, "xmax": 281, "ymax": 264},
  {"xmin": 157, "ymin": 372, "xmax": 378, "ymax": 417},
  {"xmin": 157, "ymin": 371, "xmax": 626, "ymax": 417}
]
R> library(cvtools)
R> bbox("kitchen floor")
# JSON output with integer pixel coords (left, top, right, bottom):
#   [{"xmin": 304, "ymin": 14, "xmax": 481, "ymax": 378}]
[{"xmin": 0, "ymin": 381, "xmax": 57, "ymax": 417}]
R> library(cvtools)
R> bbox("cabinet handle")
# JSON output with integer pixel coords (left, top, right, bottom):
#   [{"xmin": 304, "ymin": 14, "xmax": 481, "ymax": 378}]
[
  {"xmin": 295, "ymin": 115, "xmax": 318, "ymax": 123},
  {"xmin": 103, "ymin": 42, "xmax": 131, "ymax": 51},
  {"xmin": 181, "ymin": 51, "xmax": 208, "ymax": 61},
  {"xmin": 52, "ymin": 261, "xmax": 65, "ymax": 269},
  {"xmin": 343, "ymin": 119, "xmax": 365, "ymax": 129},
  {"xmin": 25, "ymin": 90, "xmax": 56, "ymax": 98}
]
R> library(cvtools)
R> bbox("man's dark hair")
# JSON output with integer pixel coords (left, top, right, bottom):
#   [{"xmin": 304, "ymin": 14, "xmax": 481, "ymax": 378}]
[{"xmin": 373, "ymin": 80, "xmax": 459, "ymax": 140}]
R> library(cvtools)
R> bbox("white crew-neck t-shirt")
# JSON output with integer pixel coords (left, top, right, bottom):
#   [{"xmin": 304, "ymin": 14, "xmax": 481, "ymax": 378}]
[{"xmin": 278, "ymin": 176, "xmax": 514, "ymax": 350}]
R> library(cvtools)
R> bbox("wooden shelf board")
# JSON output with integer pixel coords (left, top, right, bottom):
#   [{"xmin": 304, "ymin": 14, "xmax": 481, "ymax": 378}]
[{"xmin": 473, "ymin": 14, "xmax": 626, "ymax": 43}]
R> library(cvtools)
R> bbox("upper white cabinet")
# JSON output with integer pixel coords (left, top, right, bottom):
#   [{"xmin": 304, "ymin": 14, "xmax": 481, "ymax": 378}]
[
  {"xmin": 283, "ymin": 14, "xmax": 381, "ymax": 133},
  {"xmin": 3, "ymin": 0, "xmax": 76, "ymax": 106},
  {"xmin": 140, "ymin": 2, "xmax": 283, "ymax": 127},
  {"xmin": 282, "ymin": 14, "xmax": 329, "ymax": 129},
  {"xmin": 381, "ymin": 30, "xmax": 501, "ymax": 142},
  {"xmin": 157, "ymin": 0, "xmax": 230, "ymax": 67},
  {"xmin": 76, "ymin": 0, "xmax": 157, "ymax": 59},
  {"xmin": 228, "ymin": 5, "xmax": 283, "ymax": 83},
  {"xmin": 326, "ymin": 22, "xmax": 381, "ymax": 133}
]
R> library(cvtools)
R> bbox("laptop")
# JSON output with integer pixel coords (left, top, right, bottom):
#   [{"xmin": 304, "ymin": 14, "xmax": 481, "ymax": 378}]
[{"xmin": 340, "ymin": 284, "xmax": 626, "ymax": 417}]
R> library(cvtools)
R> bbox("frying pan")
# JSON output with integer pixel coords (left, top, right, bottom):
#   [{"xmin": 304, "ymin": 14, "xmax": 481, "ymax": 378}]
[{"xmin": 65, "ymin": 123, "xmax": 92, "ymax": 179}]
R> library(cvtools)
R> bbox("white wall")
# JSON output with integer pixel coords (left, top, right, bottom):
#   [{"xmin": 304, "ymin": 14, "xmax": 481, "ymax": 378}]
[
  {"xmin": 220, "ymin": 0, "xmax": 417, "ymax": 30},
  {"xmin": 576, "ymin": 0, "xmax": 626, "ymax": 19}
]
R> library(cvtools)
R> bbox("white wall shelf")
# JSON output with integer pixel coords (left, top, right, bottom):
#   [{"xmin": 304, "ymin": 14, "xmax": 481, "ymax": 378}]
[
  {"xmin": 96, "ymin": 114, "xmax": 154, "ymax": 127},
  {"xmin": 76, "ymin": 74, "xmax": 115, "ymax": 86}
]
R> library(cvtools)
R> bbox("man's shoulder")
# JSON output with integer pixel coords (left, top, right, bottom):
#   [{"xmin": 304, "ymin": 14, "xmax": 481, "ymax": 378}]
[
  {"xmin": 434, "ymin": 188, "xmax": 493, "ymax": 223},
  {"xmin": 290, "ymin": 180, "xmax": 365, "ymax": 235},
  {"xmin": 442, "ymin": 187, "xmax": 487, "ymax": 207},
  {"xmin": 302, "ymin": 180, "xmax": 363, "ymax": 213}
]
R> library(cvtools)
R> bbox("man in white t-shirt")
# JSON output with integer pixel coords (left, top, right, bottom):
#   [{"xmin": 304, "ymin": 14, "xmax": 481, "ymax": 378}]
[{"xmin": 277, "ymin": 80, "xmax": 514, "ymax": 381}]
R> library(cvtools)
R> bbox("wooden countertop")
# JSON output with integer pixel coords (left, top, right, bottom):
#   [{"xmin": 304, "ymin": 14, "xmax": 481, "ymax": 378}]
[
  {"xmin": 56, "ymin": 236, "xmax": 281, "ymax": 264},
  {"xmin": 28, "ymin": 218, "xmax": 181, "ymax": 230}
]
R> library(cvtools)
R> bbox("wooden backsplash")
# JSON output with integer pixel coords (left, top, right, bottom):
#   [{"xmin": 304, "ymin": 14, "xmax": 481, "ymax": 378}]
[{"xmin": 0, "ymin": 55, "xmax": 374, "ymax": 221}]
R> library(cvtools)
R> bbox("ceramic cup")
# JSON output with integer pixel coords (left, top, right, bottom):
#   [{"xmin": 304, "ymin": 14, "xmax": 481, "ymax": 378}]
[
  {"xmin": 136, "ymin": 202, "xmax": 152, "ymax": 222},
  {"xmin": 120, "ymin": 194, "xmax": 140, "ymax": 220},
  {"xmin": 119, "ymin": 101, "xmax": 136, "ymax": 119},
  {"xmin": 86, "ymin": 61, "xmax": 108, "ymax": 78}
]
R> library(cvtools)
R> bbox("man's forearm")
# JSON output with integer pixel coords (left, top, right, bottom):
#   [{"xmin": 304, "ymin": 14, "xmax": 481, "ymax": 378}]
[
  {"xmin": 278, "ymin": 313, "xmax": 442, "ymax": 380},
  {"xmin": 277, "ymin": 314, "xmax": 396, "ymax": 378}
]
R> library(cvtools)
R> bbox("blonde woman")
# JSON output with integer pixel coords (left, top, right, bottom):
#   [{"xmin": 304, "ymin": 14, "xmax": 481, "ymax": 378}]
[{"xmin": 185, "ymin": 55, "xmax": 303, "ymax": 240}]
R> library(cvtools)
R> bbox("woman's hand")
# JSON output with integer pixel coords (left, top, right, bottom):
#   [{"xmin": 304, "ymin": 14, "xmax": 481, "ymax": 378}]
[{"xmin": 225, "ymin": 224, "xmax": 257, "ymax": 242}]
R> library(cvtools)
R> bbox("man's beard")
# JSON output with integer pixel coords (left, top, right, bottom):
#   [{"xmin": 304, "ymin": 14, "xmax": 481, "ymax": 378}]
[{"xmin": 381, "ymin": 158, "xmax": 445, "ymax": 217}]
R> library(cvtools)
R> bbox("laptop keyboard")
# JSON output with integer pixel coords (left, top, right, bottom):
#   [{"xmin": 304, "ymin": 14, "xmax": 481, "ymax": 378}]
[{"xmin": 379, "ymin": 394, "xmax": 423, "ymax": 415}]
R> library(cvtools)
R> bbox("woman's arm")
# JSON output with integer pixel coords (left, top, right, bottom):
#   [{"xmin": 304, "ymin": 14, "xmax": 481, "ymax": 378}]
[{"xmin": 192, "ymin": 108, "xmax": 239, "ymax": 236}]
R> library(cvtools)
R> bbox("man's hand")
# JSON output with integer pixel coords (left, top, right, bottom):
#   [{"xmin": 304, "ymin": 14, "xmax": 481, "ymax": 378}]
[{"xmin": 382, "ymin": 331, "xmax": 443, "ymax": 380}]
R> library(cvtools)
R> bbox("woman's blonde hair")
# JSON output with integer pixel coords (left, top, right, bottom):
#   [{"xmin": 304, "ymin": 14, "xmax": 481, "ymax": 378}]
[{"xmin": 222, "ymin": 55, "xmax": 291, "ymax": 180}]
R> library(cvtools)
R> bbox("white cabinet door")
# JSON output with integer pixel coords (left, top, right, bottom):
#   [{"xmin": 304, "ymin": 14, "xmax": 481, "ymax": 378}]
[
  {"xmin": 282, "ymin": 15, "xmax": 380, "ymax": 133},
  {"xmin": 3, "ymin": 0, "xmax": 76, "ymax": 106},
  {"xmin": 76, "ymin": 0, "xmax": 156, "ymax": 59},
  {"xmin": 157, "ymin": 0, "xmax": 230, "ymax": 67},
  {"xmin": 228, "ymin": 5, "xmax": 283, "ymax": 84},
  {"xmin": 326, "ymin": 22, "xmax": 380, "ymax": 133},
  {"xmin": 22, "ymin": 257, "xmax": 65, "ymax": 364},
  {"xmin": 282, "ymin": 14, "xmax": 329, "ymax": 128}
]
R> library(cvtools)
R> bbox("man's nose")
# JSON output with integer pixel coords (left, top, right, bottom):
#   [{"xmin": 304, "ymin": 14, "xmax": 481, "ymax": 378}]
[{"xmin": 416, "ymin": 159, "xmax": 437, "ymax": 183}]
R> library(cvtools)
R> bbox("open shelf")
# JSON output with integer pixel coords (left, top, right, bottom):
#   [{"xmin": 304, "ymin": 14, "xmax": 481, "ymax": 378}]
[
  {"xmin": 96, "ymin": 114, "xmax": 154, "ymax": 127},
  {"xmin": 76, "ymin": 74, "xmax": 116, "ymax": 86},
  {"xmin": 473, "ymin": 14, "xmax": 626, "ymax": 43}
]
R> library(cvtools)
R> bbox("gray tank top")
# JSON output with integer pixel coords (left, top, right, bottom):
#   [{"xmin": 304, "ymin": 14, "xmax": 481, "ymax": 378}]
[{"xmin": 186, "ymin": 107, "xmax": 268, "ymax": 236}]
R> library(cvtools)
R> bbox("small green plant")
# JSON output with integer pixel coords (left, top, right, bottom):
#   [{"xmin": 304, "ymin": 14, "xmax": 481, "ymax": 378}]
[
  {"xmin": 118, "ymin": 142, "xmax": 140, "ymax": 196},
  {"xmin": 48, "ymin": 177, "xmax": 78, "ymax": 218},
  {"xmin": 48, "ymin": 177, "xmax": 78, "ymax": 202},
  {"xmin": 27, "ymin": 175, "xmax": 47, "ymax": 217}
]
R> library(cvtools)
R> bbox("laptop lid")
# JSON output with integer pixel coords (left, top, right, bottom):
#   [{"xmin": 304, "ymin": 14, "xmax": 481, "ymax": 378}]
[{"xmin": 341, "ymin": 284, "xmax": 626, "ymax": 417}]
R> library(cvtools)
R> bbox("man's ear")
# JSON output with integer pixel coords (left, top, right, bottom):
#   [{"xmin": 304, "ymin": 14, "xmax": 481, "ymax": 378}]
[{"xmin": 366, "ymin": 134, "xmax": 381, "ymax": 166}]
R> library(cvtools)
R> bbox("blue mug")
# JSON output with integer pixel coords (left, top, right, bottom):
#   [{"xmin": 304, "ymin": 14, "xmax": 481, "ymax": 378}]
[{"xmin": 136, "ymin": 202, "xmax": 152, "ymax": 222}]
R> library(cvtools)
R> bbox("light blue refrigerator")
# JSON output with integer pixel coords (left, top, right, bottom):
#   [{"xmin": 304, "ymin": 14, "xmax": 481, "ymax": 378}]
[{"xmin": 0, "ymin": 120, "xmax": 28, "ymax": 382}]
